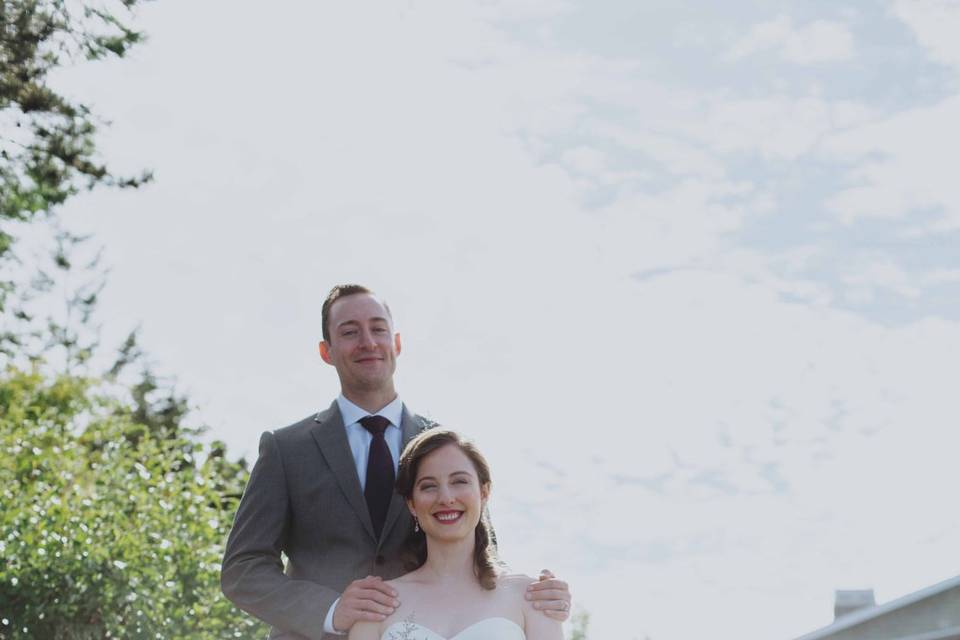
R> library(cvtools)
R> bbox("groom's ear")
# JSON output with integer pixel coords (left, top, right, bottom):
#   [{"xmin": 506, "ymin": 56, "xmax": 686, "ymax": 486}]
[
  {"xmin": 393, "ymin": 332, "xmax": 402, "ymax": 355},
  {"xmin": 319, "ymin": 341, "xmax": 333, "ymax": 365}
]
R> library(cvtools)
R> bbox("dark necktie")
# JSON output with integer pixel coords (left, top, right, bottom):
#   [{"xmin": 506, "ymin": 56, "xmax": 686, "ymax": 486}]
[{"xmin": 359, "ymin": 415, "xmax": 394, "ymax": 538}]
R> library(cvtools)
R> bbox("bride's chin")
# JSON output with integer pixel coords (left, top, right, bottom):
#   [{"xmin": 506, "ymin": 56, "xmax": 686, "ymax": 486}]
[{"xmin": 423, "ymin": 522, "xmax": 479, "ymax": 542}]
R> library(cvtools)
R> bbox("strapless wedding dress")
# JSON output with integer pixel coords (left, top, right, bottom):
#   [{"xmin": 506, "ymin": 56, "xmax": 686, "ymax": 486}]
[{"xmin": 380, "ymin": 616, "xmax": 524, "ymax": 640}]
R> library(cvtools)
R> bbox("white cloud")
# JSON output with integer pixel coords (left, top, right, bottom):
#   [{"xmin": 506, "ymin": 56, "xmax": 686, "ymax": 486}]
[
  {"xmin": 692, "ymin": 95, "xmax": 872, "ymax": 160},
  {"xmin": 924, "ymin": 268, "xmax": 960, "ymax": 285},
  {"xmin": 823, "ymin": 95, "xmax": 960, "ymax": 229},
  {"xmin": 841, "ymin": 255, "xmax": 922, "ymax": 302},
  {"xmin": 893, "ymin": 0, "xmax": 960, "ymax": 70},
  {"xmin": 726, "ymin": 15, "xmax": 855, "ymax": 65},
  {"xmin": 586, "ymin": 120, "xmax": 727, "ymax": 177},
  {"xmin": 805, "ymin": 4, "xmax": 960, "ymax": 231},
  {"xmin": 812, "ymin": 2, "xmax": 960, "ymax": 230},
  {"xmin": 578, "ymin": 88, "xmax": 874, "ymax": 165},
  {"xmin": 559, "ymin": 146, "xmax": 607, "ymax": 175}
]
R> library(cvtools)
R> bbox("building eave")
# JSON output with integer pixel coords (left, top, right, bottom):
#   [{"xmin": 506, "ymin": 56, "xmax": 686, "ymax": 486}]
[{"xmin": 794, "ymin": 574, "xmax": 960, "ymax": 640}]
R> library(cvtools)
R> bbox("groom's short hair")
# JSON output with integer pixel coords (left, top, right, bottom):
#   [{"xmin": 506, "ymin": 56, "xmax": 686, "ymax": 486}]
[{"xmin": 321, "ymin": 284, "xmax": 392, "ymax": 343}]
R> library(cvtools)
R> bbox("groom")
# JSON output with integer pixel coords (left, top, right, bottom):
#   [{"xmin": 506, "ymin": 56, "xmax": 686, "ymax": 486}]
[{"xmin": 221, "ymin": 284, "xmax": 571, "ymax": 639}]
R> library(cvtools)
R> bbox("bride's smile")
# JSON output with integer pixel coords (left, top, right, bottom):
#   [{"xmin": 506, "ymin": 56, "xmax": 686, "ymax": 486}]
[{"xmin": 433, "ymin": 510, "xmax": 463, "ymax": 523}]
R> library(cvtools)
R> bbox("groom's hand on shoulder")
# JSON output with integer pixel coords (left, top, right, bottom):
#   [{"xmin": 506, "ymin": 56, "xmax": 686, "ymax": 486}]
[
  {"xmin": 333, "ymin": 576, "xmax": 400, "ymax": 632},
  {"xmin": 525, "ymin": 569, "xmax": 572, "ymax": 621}
]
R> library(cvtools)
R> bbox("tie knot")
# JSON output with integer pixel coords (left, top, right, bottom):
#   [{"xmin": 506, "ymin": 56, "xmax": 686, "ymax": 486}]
[{"xmin": 359, "ymin": 415, "xmax": 391, "ymax": 436}]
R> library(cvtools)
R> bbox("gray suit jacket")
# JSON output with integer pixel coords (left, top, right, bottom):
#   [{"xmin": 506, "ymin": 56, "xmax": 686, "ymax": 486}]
[{"xmin": 221, "ymin": 401, "xmax": 429, "ymax": 639}]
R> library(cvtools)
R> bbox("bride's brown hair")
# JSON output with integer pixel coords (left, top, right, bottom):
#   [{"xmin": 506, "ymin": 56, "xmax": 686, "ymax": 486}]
[{"xmin": 395, "ymin": 429, "xmax": 499, "ymax": 589}]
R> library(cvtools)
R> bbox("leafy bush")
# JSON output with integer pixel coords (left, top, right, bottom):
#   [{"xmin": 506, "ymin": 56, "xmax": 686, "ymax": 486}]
[
  {"xmin": 569, "ymin": 606, "xmax": 590, "ymax": 640},
  {"xmin": 0, "ymin": 367, "xmax": 266, "ymax": 639}
]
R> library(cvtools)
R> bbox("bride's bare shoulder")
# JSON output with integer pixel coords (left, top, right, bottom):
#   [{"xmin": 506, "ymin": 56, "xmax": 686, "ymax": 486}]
[{"xmin": 385, "ymin": 570, "xmax": 430, "ymax": 598}]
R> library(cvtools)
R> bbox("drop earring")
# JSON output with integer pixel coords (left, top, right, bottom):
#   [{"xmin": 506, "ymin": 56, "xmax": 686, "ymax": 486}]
[{"xmin": 413, "ymin": 516, "xmax": 420, "ymax": 533}]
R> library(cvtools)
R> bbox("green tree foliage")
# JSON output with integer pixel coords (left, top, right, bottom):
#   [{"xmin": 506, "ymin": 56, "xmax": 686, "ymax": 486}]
[
  {"xmin": 0, "ymin": 0, "xmax": 152, "ymax": 311},
  {"xmin": 0, "ymin": 366, "xmax": 265, "ymax": 639},
  {"xmin": 570, "ymin": 606, "xmax": 590, "ymax": 640},
  {"xmin": 1, "ymin": 225, "xmax": 106, "ymax": 364},
  {"xmin": 0, "ymin": 232, "xmax": 255, "ymax": 636},
  {"xmin": 0, "ymin": 2, "xmax": 266, "ymax": 637}
]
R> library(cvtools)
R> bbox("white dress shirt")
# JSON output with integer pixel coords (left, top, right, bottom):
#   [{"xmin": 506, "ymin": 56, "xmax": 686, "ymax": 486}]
[
  {"xmin": 324, "ymin": 393, "xmax": 404, "ymax": 635},
  {"xmin": 336, "ymin": 394, "xmax": 404, "ymax": 488}
]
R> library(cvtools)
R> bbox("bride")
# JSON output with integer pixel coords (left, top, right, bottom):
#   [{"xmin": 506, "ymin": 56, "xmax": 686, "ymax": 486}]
[{"xmin": 349, "ymin": 429, "xmax": 564, "ymax": 640}]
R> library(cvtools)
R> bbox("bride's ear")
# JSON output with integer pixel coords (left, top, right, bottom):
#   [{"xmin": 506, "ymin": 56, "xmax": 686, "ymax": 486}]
[{"xmin": 481, "ymin": 482, "xmax": 491, "ymax": 502}]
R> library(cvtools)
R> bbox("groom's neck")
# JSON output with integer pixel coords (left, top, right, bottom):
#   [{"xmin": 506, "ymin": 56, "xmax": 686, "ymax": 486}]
[{"xmin": 341, "ymin": 387, "xmax": 398, "ymax": 414}]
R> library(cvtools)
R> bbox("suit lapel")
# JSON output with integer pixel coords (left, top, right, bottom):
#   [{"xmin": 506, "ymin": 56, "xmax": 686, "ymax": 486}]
[
  {"xmin": 379, "ymin": 405, "xmax": 429, "ymax": 545},
  {"xmin": 310, "ymin": 401, "xmax": 377, "ymax": 542}
]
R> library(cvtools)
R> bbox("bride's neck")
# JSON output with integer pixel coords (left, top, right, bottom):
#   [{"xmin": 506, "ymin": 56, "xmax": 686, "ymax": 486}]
[{"xmin": 420, "ymin": 537, "xmax": 476, "ymax": 583}]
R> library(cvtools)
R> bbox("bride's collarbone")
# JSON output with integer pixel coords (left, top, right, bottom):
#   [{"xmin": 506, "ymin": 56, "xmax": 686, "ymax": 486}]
[
  {"xmin": 394, "ymin": 577, "xmax": 491, "ymax": 603},
  {"xmin": 388, "ymin": 584, "xmax": 522, "ymax": 637}
]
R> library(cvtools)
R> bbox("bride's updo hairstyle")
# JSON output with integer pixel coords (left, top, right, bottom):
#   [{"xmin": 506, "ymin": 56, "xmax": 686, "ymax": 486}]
[{"xmin": 396, "ymin": 429, "xmax": 499, "ymax": 590}]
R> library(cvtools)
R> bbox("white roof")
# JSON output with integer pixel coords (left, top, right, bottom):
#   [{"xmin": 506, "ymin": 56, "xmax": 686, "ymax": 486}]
[{"xmin": 795, "ymin": 574, "xmax": 960, "ymax": 640}]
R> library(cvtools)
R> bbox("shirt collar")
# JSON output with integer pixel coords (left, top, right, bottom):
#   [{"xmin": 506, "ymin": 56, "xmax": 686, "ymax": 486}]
[{"xmin": 336, "ymin": 393, "xmax": 403, "ymax": 429}]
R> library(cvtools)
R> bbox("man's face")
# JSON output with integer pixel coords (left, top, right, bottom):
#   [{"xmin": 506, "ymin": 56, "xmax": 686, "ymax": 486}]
[{"xmin": 319, "ymin": 293, "xmax": 401, "ymax": 395}]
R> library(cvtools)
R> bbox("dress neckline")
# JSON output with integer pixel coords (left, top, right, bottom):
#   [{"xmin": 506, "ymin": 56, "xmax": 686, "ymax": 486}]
[{"xmin": 381, "ymin": 616, "xmax": 523, "ymax": 640}]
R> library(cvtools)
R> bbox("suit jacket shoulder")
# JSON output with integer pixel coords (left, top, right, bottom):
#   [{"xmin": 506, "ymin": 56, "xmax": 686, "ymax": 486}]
[{"xmin": 272, "ymin": 407, "xmax": 335, "ymax": 440}]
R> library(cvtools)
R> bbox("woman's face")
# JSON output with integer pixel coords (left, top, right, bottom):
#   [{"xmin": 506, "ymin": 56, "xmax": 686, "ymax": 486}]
[{"xmin": 407, "ymin": 444, "xmax": 489, "ymax": 541}]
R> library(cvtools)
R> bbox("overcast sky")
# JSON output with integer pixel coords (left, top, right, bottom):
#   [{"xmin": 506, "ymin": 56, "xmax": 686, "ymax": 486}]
[{"xmin": 40, "ymin": 1, "xmax": 960, "ymax": 638}]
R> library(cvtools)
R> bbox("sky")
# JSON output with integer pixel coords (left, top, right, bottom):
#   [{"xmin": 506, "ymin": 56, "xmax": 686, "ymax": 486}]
[{"xmin": 35, "ymin": 1, "xmax": 960, "ymax": 638}]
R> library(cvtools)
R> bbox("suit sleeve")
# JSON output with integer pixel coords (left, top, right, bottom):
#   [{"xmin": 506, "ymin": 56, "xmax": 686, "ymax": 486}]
[{"xmin": 221, "ymin": 430, "xmax": 340, "ymax": 639}]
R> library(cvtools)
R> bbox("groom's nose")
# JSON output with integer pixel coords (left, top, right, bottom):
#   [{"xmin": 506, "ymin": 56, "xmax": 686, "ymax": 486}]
[{"xmin": 358, "ymin": 328, "xmax": 377, "ymax": 348}]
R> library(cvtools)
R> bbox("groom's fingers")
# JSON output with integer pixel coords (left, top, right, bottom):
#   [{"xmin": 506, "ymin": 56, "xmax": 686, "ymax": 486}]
[
  {"xmin": 352, "ymin": 578, "xmax": 400, "ymax": 613},
  {"xmin": 359, "ymin": 575, "xmax": 399, "ymax": 597},
  {"xmin": 352, "ymin": 577, "xmax": 399, "ymax": 601},
  {"xmin": 531, "ymin": 599, "xmax": 573, "ymax": 621},
  {"xmin": 530, "ymin": 597, "xmax": 573, "ymax": 622},
  {"xmin": 355, "ymin": 589, "xmax": 400, "ymax": 611},
  {"xmin": 541, "ymin": 606, "xmax": 571, "ymax": 621},
  {"xmin": 526, "ymin": 578, "xmax": 569, "ymax": 595},
  {"xmin": 528, "ymin": 588, "xmax": 570, "ymax": 601},
  {"xmin": 527, "ymin": 574, "xmax": 572, "ymax": 621},
  {"xmin": 333, "ymin": 577, "xmax": 400, "ymax": 631}
]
